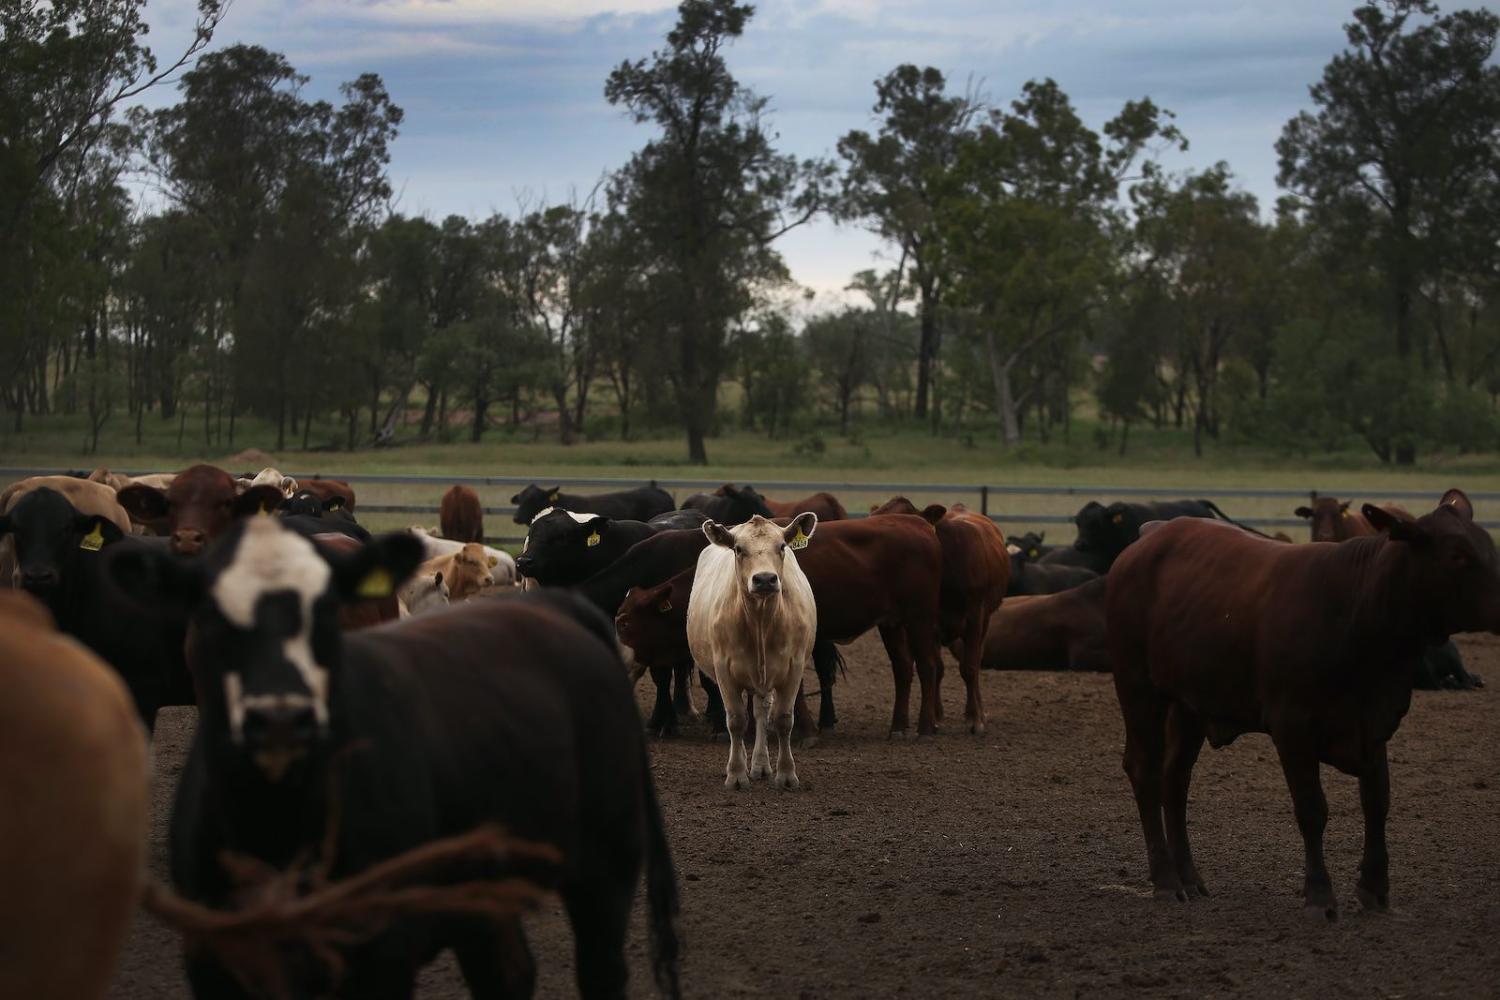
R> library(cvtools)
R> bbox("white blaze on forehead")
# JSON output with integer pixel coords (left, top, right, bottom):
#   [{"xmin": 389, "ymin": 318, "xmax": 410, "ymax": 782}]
[
  {"xmin": 529, "ymin": 506, "xmax": 596, "ymax": 525},
  {"xmin": 210, "ymin": 518, "xmax": 332, "ymax": 722}
]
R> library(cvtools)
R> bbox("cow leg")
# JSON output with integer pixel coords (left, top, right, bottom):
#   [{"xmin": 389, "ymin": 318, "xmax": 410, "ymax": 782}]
[
  {"xmin": 911, "ymin": 625, "xmax": 944, "ymax": 737},
  {"xmin": 958, "ymin": 614, "xmax": 987, "ymax": 736},
  {"xmin": 720, "ymin": 673, "xmax": 751, "ymax": 790},
  {"xmin": 1355, "ymin": 744, "xmax": 1391, "ymax": 913},
  {"xmin": 792, "ymin": 682, "xmax": 819, "ymax": 747},
  {"xmin": 812, "ymin": 641, "xmax": 838, "ymax": 732},
  {"xmin": 749, "ymin": 691, "xmax": 773, "ymax": 781},
  {"xmin": 878, "ymin": 624, "xmax": 914, "ymax": 736},
  {"xmin": 1113, "ymin": 677, "xmax": 1181, "ymax": 900},
  {"xmin": 564, "ymin": 883, "xmax": 632, "ymax": 1000},
  {"xmin": 645, "ymin": 662, "xmax": 678, "ymax": 738},
  {"xmin": 672, "ymin": 661, "xmax": 698, "ymax": 717},
  {"xmin": 772, "ymin": 670, "xmax": 802, "ymax": 790},
  {"xmin": 453, "ymin": 917, "xmax": 536, "ymax": 999},
  {"xmin": 1162, "ymin": 704, "xmax": 1208, "ymax": 898},
  {"xmin": 1274, "ymin": 734, "xmax": 1337, "ymax": 920},
  {"xmin": 701, "ymin": 670, "xmax": 727, "ymax": 737}
]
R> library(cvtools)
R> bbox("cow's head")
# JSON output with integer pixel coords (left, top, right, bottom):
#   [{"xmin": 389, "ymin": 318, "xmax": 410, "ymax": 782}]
[
  {"xmin": 1010, "ymin": 532, "xmax": 1046, "ymax": 563},
  {"xmin": 238, "ymin": 467, "xmax": 298, "ymax": 499},
  {"xmin": 871, "ymin": 495, "xmax": 945, "ymax": 525},
  {"xmin": 0, "ymin": 488, "xmax": 126, "ymax": 600},
  {"xmin": 714, "ymin": 484, "xmax": 775, "ymax": 525},
  {"xmin": 117, "ymin": 464, "xmax": 283, "ymax": 555},
  {"xmin": 1294, "ymin": 494, "xmax": 1359, "ymax": 543},
  {"xmin": 447, "ymin": 543, "xmax": 496, "ymax": 600},
  {"xmin": 703, "ymin": 512, "xmax": 817, "ymax": 599},
  {"xmin": 281, "ymin": 490, "xmax": 354, "ymax": 521},
  {"xmin": 106, "ymin": 517, "xmax": 424, "ymax": 782},
  {"xmin": 615, "ymin": 576, "xmax": 688, "ymax": 662},
  {"xmin": 515, "ymin": 509, "xmax": 610, "ymax": 584},
  {"xmin": 511, "ymin": 484, "xmax": 561, "ymax": 525},
  {"xmin": 400, "ymin": 571, "xmax": 450, "ymax": 616},
  {"xmin": 1365, "ymin": 489, "xmax": 1500, "ymax": 637}
]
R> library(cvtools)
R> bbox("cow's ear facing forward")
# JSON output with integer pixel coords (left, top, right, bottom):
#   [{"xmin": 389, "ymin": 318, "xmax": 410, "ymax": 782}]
[
  {"xmin": 703, "ymin": 520, "xmax": 736, "ymax": 549},
  {"xmin": 1364, "ymin": 503, "xmax": 1429, "ymax": 545},
  {"xmin": 784, "ymin": 512, "xmax": 818, "ymax": 550},
  {"xmin": 105, "ymin": 544, "xmax": 207, "ymax": 613},
  {"xmin": 116, "ymin": 484, "xmax": 171, "ymax": 526},
  {"xmin": 329, "ymin": 532, "xmax": 427, "ymax": 602},
  {"xmin": 233, "ymin": 484, "xmax": 284, "ymax": 518},
  {"xmin": 1440, "ymin": 489, "xmax": 1475, "ymax": 521}
]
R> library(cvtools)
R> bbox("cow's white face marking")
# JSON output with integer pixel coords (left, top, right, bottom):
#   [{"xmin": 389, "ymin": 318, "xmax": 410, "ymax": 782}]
[
  {"xmin": 529, "ymin": 506, "xmax": 594, "ymax": 526},
  {"xmin": 210, "ymin": 518, "xmax": 331, "ymax": 736}
]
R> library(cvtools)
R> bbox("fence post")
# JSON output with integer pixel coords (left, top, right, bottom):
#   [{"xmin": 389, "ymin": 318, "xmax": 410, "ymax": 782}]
[{"xmin": 980, "ymin": 484, "xmax": 989, "ymax": 517}]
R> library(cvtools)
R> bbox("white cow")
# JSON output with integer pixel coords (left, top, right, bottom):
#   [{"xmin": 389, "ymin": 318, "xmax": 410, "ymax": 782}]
[
  {"xmin": 397, "ymin": 571, "xmax": 450, "ymax": 617},
  {"xmin": 404, "ymin": 527, "xmax": 517, "ymax": 586},
  {"xmin": 236, "ymin": 467, "xmax": 298, "ymax": 499},
  {"xmin": 687, "ymin": 513, "xmax": 818, "ymax": 791}
]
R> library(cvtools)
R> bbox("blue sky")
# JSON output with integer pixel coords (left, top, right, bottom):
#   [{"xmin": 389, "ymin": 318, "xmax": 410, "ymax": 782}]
[{"xmin": 138, "ymin": 0, "xmax": 1389, "ymax": 304}]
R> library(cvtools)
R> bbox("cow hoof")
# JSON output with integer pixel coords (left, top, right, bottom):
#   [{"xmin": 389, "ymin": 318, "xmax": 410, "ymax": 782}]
[
  {"xmin": 750, "ymin": 763, "xmax": 771, "ymax": 780},
  {"xmin": 795, "ymin": 734, "xmax": 819, "ymax": 750},
  {"xmin": 775, "ymin": 773, "xmax": 801, "ymax": 791},
  {"xmin": 888, "ymin": 729, "xmax": 910, "ymax": 741},
  {"xmin": 725, "ymin": 774, "xmax": 750, "ymax": 791},
  {"xmin": 1355, "ymin": 885, "xmax": 1389, "ymax": 913},
  {"xmin": 1303, "ymin": 901, "xmax": 1339, "ymax": 923},
  {"xmin": 969, "ymin": 722, "xmax": 985, "ymax": 737},
  {"xmin": 1152, "ymin": 886, "xmax": 1187, "ymax": 903},
  {"xmin": 1183, "ymin": 882, "xmax": 1210, "ymax": 900}
]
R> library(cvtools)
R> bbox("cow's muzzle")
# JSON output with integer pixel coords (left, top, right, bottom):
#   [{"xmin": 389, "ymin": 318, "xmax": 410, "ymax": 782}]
[{"xmin": 750, "ymin": 572, "xmax": 780, "ymax": 596}]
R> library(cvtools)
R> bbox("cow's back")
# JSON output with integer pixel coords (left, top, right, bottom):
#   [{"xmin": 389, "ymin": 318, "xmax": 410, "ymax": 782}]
[
  {"xmin": 0, "ymin": 592, "xmax": 147, "ymax": 999},
  {"xmin": 798, "ymin": 516, "xmax": 943, "ymax": 640}
]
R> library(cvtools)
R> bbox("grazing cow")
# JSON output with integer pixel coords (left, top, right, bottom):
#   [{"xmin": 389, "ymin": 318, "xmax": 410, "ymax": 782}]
[
  {"xmin": 397, "ymin": 570, "xmax": 450, "ymax": 617},
  {"xmin": 420, "ymin": 542, "xmax": 496, "ymax": 602},
  {"xmin": 1043, "ymin": 498, "xmax": 1255, "ymax": 574},
  {"xmin": 407, "ymin": 529, "xmax": 517, "ymax": 587},
  {"xmin": 715, "ymin": 484, "xmax": 848, "ymax": 522},
  {"xmin": 0, "ymin": 592, "xmax": 148, "ymax": 1000},
  {"xmin": 511, "ymin": 482, "xmax": 674, "ymax": 525},
  {"xmin": 688, "ymin": 514, "xmax": 819, "ymax": 789},
  {"xmin": 1006, "ymin": 544, "xmax": 1099, "ymax": 596},
  {"xmin": 615, "ymin": 516, "xmax": 948, "ymax": 736},
  {"xmin": 981, "ymin": 578, "xmax": 1108, "ymax": 673},
  {"xmin": 236, "ymin": 467, "xmax": 298, "ymax": 498},
  {"xmin": 1106, "ymin": 490, "xmax": 1500, "ymax": 917},
  {"xmin": 440, "ymin": 484, "xmax": 485, "ymax": 542},
  {"xmin": 0, "ymin": 488, "xmax": 189, "ymax": 728},
  {"xmin": 871, "ymin": 498, "xmax": 1009, "ymax": 733},
  {"xmin": 108, "ymin": 521, "xmax": 681, "ymax": 999},
  {"xmin": 117, "ymin": 464, "xmax": 285, "ymax": 555},
  {"xmin": 517, "ymin": 508, "xmax": 706, "ymax": 587},
  {"xmin": 682, "ymin": 484, "xmax": 775, "ymax": 525}
]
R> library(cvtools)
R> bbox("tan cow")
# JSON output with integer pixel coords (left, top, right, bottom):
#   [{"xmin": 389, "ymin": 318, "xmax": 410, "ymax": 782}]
[
  {"xmin": 398, "ymin": 571, "xmax": 451, "ymax": 617},
  {"xmin": 237, "ymin": 466, "xmax": 299, "ymax": 498},
  {"xmin": 87, "ymin": 468, "xmax": 176, "ymax": 492},
  {"xmin": 0, "ymin": 476, "xmax": 135, "ymax": 586},
  {"xmin": 0, "ymin": 591, "xmax": 148, "ymax": 999},
  {"xmin": 406, "ymin": 527, "xmax": 517, "ymax": 585},
  {"xmin": 688, "ymin": 513, "xmax": 818, "ymax": 790},
  {"xmin": 420, "ymin": 542, "xmax": 495, "ymax": 602}
]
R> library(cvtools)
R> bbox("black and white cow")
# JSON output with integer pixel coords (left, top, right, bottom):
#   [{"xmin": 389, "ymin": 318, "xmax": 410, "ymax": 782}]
[
  {"xmin": 107, "ymin": 518, "xmax": 681, "ymax": 999},
  {"xmin": 510, "ymin": 483, "xmax": 674, "ymax": 526},
  {"xmin": 516, "ymin": 507, "xmax": 707, "ymax": 586}
]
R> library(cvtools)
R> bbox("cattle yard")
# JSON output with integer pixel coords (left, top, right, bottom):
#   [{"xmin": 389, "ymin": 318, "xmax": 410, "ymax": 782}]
[{"xmin": 108, "ymin": 630, "xmax": 1500, "ymax": 999}]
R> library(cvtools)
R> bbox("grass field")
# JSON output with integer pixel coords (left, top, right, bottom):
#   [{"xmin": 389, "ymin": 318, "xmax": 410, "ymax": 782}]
[{"xmin": 5, "ymin": 410, "xmax": 1499, "ymax": 546}]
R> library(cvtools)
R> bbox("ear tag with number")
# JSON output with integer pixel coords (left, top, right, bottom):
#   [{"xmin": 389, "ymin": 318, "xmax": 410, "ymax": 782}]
[
  {"xmin": 586, "ymin": 531, "xmax": 601, "ymax": 547},
  {"xmin": 357, "ymin": 567, "xmax": 393, "ymax": 598},
  {"xmin": 79, "ymin": 524, "xmax": 104, "ymax": 552},
  {"xmin": 790, "ymin": 529, "xmax": 809, "ymax": 551}
]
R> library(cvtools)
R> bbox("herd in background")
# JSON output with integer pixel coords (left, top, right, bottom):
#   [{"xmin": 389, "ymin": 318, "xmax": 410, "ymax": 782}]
[{"xmin": 0, "ymin": 462, "xmax": 1495, "ymax": 996}]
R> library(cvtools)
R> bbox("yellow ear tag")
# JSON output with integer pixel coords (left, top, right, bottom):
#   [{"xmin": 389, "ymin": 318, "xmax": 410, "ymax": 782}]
[
  {"xmin": 658, "ymin": 598, "xmax": 673, "ymax": 612},
  {"xmin": 79, "ymin": 524, "xmax": 104, "ymax": 552},
  {"xmin": 549, "ymin": 491, "xmax": 561, "ymax": 503},
  {"xmin": 586, "ymin": 531, "xmax": 601, "ymax": 547},
  {"xmin": 356, "ymin": 567, "xmax": 393, "ymax": 599},
  {"xmin": 1029, "ymin": 549, "xmax": 1039, "ymax": 559},
  {"xmin": 1111, "ymin": 513, "xmax": 1124, "ymax": 524},
  {"xmin": 790, "ymin": 529, "xmax": 809, "ymax": 551},
  {"xmin": 1341, "ymin": 510, "xmax": 1350, "ymax": 519}
]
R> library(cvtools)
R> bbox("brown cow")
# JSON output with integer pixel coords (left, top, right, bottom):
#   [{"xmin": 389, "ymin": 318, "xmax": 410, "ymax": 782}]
[
  {"xmin": 440, "ymin": 483, "xmax": 484, "ymax": 542},
  {"xmin": 616, "ymin": 516, "xmax": 948, "ymax": 736},
  {"xmin": 980, "ymin": 577, "xmax": 1107, "ymax": 673},
  {"xmin": 116, "ymin": 464, "xmax": 284, "ymax": 555},
  {"xmin": 715, "ymin": 484, "xmax": 848, "ymax": 522},
  {"xmin": 871, "ymin": 497, "xmax": 1009, "ymax": 733},
  {"xmin": 0, "ymin": 591, "xmax": 147, "ymax": 999},
  {"xmin": 297, "ymin": 477, "xmax": 357, "ymax": 513},
  {"xmin": 312, "ymin": 533, "xmax": 401, "ymax": 630},
  {"xmin": 1294, "ymin": 492, "xmax": 1374, "ymax": 542},
  {"xmin": 1107, "ymin": 490, "xmax": 1500, "ymax": 917}
]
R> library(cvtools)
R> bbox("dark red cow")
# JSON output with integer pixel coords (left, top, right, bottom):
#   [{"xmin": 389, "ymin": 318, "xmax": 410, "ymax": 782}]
[
  {"xmin": 1294, "ymin": 493, "xmax": 1375, "ymax": 542},
  {"xmin": 715, "ymin": 484, "xmax": 848, "ymax": 522},
  {"xmin": 1107, "ymin": 490, "xmax": 1500, "ymax": 917},
  {"xmin": 299, "ymin": 477, "xmax": 357, "ymax": 513},
  {"xmin": 980, "ymin": 577, "xmax": 1107, "ymax": 673},
  {"xmin": 116, "ymin": 464, "xmax": 283, "ymax": 556},
  {"xmin": 440, "ymin": 484, "xmax": 484, "ymax": 542},
  {"xmin": 312, "ymin": 533, "xmax": 401, "ymax": 631}
]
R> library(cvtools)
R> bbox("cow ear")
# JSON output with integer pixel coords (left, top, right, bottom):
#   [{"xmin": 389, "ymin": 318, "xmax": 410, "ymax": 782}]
[
  {"xmin": 1440, "ymin": 489, "xmax": 1474, "ymax": 521},
  {"xmin": 233, "ymin": 485, "xmax": 284, "ymax": 518},
  {"xmin": 1294, "ymin": 506, "xmax": 1313, "ymax": 519},
  {"xmin": 117, "ymin": 484, "xmax": 170, "ymax": 525},
  {"xmin": 73, "ymin": 515, "xmax": 124, "ymax": 551},
  {"xmin": 703, "ymin": 520, "xmax": 736, "ymax": 548},
  {"xmin": 1364, "ymin": 503, "xmax": 1428, "ymax": 544},
  {"xmin": 329, "ymin": 532, "xmax": 426, "ymax": 602},
  {"xmin": 920, "ymin": 503, "xmax": 946, "ymax": 525},
  {"xmin": 784, "ymin": 512, "xmax": 818, "ymax": 549},
  {"xmin": 509, "ymin": 492, "xmax": 521, "ymax": 504},
  {"xmin": 105, "ymin": 544, "xmax": 206, "ymax": 613}
]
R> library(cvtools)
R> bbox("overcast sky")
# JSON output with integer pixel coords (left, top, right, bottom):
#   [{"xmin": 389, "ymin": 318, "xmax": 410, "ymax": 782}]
[{"xmin": 138, "ymin": 0, "xmax": 1392, "ymax": 305}]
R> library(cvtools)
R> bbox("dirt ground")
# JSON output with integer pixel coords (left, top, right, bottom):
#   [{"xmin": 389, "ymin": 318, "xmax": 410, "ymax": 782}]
[{"xmin": 109, "ymin": 633, "xmax": 1500, "ymax": 999}]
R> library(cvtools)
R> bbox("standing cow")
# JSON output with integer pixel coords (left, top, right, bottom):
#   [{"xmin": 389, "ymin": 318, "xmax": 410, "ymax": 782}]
[
  {"xmin": 440, "ymin": 484, "xmax": 485, "ymax": 542},
  {"xmin": 688, "ymin": 514, "xmax": 818, "ymax": 790}
]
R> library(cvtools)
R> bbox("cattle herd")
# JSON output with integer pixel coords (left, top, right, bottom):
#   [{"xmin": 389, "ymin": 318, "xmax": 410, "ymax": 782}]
[{"xmin": 0, "ymin": 463, "xmax": 1494, "ymax": 997}]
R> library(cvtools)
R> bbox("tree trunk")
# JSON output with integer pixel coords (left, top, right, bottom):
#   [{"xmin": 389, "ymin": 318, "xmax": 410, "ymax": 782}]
[
  {"xmin": 914, "ymin": 277, "xmax": 940, "ymax": 420},
  {"xmin": 983, "ymin": 324, "xmax": 1023, "ymax": 447}
]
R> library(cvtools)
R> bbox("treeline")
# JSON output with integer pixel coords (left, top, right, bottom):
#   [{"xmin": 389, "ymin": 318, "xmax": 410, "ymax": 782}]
[{"xmin": 3, "ymin": 1, "xmax": 1499, "ymax": 464}]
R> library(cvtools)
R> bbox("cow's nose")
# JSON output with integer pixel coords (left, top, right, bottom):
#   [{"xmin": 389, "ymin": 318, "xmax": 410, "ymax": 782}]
[
  {"xmin": 750, "ymin": 572, "xmax": 780, "ymax": 594},
  {"xmin": 21, "ymin": 568, "xmax": 59, "ymax": 592},
  {"xmin": 172, "ymin": 529, "xmax": 206, "ymax": 555},
  {"xmin": 243, "ymin": 702, "xmax": 321, "ymax": 754}
]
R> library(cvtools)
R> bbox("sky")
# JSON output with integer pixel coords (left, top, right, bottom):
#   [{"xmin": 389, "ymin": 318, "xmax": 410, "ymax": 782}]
[{"xmin": 136, "ymin": 0, "xmax": 1395, "ymax": 306}]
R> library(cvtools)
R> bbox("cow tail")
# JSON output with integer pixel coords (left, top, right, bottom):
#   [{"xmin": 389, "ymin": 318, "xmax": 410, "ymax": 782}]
[
  {"xmin": 1198, "ymin": 499, "xmax": 1272, "ymax": 539},
  {"xmin": 640, "ymin": 750, "xmax": 682, "ymax": 1000}
]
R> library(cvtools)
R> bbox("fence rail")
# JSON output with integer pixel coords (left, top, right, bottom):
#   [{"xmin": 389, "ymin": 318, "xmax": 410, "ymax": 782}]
[{"xmin": 9, "ymin": 466, "xmax": 1494, "ymax": 543}]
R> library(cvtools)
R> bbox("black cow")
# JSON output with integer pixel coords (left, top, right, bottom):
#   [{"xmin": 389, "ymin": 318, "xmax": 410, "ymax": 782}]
[
  {"xmin": 510, "ymin": 482, "xmax": 674, "ymax": 525},
  {"xmin": 1007, "ymin": 531, "xmax": 1057, "ymax": 561},
  {"xmin": 682, "ymin": 484, "xmax": 774, "ymax": 525},
  {"xmin": 277, "ymin": 511, "xmax": 372, "ymax": 543},
  {"xmin": 0, "ymin": 488, "xmax": 190, "ymax": 729},
  {"xmin": 516, "ymin": 509, "xmax": 706, "ymax": 586},
  {"xmin": 108, "ymin": 519, "xmax": 681, "ymax": 999},
  {"xmin": 281, "ymin": 489, "xmax": 354, "ymax": 520},
  {"xmin": 1042, "ymin": 499, "xmax": 1254, "ymax": 574},
  {"xmin": 1006, "ymin": 544, "xmax": 1099, "ymax": 596}
]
